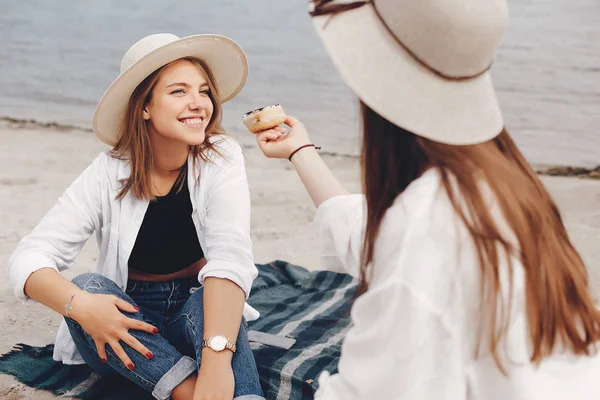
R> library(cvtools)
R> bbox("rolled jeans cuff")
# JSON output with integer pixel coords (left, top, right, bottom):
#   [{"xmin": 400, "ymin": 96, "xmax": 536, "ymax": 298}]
[{"xmin": 152, "ymin": 355, "xmax": 196, "ymax": 400}]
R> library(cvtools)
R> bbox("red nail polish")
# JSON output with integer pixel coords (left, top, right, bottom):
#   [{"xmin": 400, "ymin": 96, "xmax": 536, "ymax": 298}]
[
  {"xmin": 101, "ymin": 358, "xmax": 107, "ymax": 363},
  {"xmin": 153, "ymin": 327, "xmax": 159, "ymax": 334},
  {"xmin": 133, "ymin": 306, "xmax": 140, "ymax": 311},
  {"xmin": 127, "ymin": 363, "xmax": 135, "ymax": 370},
  {"xmin": 146, "ymin": 351, "xmax": 154, "ymax": 360}
]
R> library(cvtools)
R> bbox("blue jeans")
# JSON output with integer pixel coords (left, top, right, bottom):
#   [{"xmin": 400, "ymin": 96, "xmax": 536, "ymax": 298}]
[{"xmin": 66, "ymin": 273, "xmax": 264, "ymax": 400}]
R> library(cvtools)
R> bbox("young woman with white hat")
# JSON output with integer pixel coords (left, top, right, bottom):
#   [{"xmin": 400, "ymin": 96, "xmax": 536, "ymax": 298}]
[
  {"xmin": 256, "ymin": 0, "xmax": 600, "ymax": 398},
  {"xmin": 9, "ymin": 33, "xmax": 264, "ymax": 400}
]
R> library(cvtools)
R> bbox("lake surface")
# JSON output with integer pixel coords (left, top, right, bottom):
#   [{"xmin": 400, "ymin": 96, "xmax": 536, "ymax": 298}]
[{"xmin": 1, "ymin": 0, "xmax": 598, "ymax": 166}]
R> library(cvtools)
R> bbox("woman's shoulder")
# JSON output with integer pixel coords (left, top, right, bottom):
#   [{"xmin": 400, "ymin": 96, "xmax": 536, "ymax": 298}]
[
  {"xmin": 373, "ymin": 169, "xmax": 443, "ymax": 245},
  {"xmin": 374, "ymin": 169, "xmax": 473, "ymax": 315},
  {"xmin": 88, "ymin": 151, "xmax": 130, "ymax": 188},
  {"xmin": 199, "ymin": 134, "xmax": 244, "ymax": 166},
  {"xmin": 381, "ymin": 170, "xmax": 471, "ymax": 259},
  {"xmin": 387, "ymin": 168, "xmax": 447, "ymax": 222},
  {"xmin": 84, "ymin": 151, "xmax": 113, "ymax": 175},
  {"xmin": 89, "ymin": 150, "xmax": 124, "ymax": 167},
  {"xmin": 210, "ymin": 134, "xmax": 244, "ymax": 156},
  {"xmin": 375, "ymin": 168, "xmax": 461, "ymax": 272}
]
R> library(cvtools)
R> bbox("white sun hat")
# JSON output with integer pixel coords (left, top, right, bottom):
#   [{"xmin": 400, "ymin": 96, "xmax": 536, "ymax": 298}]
[
  {"xmin": 93, "ymin": 33, "xmax": 248, "ymax": 146},
  {"xmin": 309, "ymin": 0, "xmax": 509, "ymax": 145}
]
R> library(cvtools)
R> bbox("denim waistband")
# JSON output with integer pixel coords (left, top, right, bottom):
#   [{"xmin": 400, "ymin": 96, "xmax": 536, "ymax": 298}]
[{"xmin": 126, "ymin": 275, "xmax": 200, "ymax": 299}]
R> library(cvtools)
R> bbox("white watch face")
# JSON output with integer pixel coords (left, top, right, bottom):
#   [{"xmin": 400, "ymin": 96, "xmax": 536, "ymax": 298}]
[{"xmin": 210, "ymin": 335, "xmax": 227, "ymax": 351}]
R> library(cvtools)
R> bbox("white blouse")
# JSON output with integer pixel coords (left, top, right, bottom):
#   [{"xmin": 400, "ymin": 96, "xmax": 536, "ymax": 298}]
[
  {"xmin": 9, "ymin": 136, "xmax": 259, "ymax": 364},
  {"xmin": 313, "ymin": 169, "xmax": 600, "ymax": 400}
]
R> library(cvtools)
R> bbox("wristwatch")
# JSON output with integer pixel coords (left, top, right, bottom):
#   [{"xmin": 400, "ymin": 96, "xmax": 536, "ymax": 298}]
[{"xmin": 202, "ymin": 335, "xmax": 237, "ymax": 353}]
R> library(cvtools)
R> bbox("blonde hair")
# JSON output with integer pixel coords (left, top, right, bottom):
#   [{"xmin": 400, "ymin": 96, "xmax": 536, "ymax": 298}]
[{"xmin": 111, "ymin": 57, "xmax": 226, "ymax": 200}]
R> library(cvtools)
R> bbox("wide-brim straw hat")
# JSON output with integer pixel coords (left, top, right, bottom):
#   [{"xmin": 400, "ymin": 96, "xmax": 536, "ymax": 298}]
[
  {"xmin": 93, "ymin": 33, "xmax": 248, "ymax": 146},
  {"xmin": 309, "ymin": 0, "xmax": 509, "ymax": 145}
]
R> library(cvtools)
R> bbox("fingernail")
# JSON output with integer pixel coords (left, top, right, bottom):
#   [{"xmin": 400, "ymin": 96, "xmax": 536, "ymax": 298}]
[
  {"xmin": 133, "ymin": 306, "xmax": 140, "ymax": 311},
  {"xmin": 101, "ymin": 358, "xmax": 107, "ymax": 363},
  {"xmin": 146, "ymin": 351, "xmax": 154, "ymax": 360},
  {"xmin": 127, "ymin": 363, "xmax": 135, "ymax": 371},
  {"xmin": 153, "ymin": 327, "xmax": 159, "ymax": 334}
]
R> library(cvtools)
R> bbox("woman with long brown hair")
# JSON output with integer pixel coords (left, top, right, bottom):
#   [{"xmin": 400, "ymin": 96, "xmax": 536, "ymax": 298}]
[
  {"xmin": 9, "ymin": 34, "xmax": 264, "ymax": 400},
  {"xmin": 255, "ymin": 0, "xmax": 600, "ymax": 398}
]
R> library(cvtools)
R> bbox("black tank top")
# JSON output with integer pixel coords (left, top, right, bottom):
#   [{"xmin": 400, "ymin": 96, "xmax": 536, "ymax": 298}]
[{"xmin": 128, "ymin": 166, "xmax": 204, "ymax": 274}]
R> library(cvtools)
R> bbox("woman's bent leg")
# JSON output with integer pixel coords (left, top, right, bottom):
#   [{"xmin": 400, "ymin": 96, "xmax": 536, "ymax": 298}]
[
  {"xmin": 165, "ymin": 287, "xmax": 265, "ymax": 399},
  {"xmin": 66, "ymin": 273, "xmax": 196, "ymax": 400}
]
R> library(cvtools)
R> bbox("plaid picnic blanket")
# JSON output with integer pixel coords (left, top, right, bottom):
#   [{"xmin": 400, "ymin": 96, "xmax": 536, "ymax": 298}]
[{"xmin": 0, "ymin": 261, "xmax": 357, "ymax": 399}]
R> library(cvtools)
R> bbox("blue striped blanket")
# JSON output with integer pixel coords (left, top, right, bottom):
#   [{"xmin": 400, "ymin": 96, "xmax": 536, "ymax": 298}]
[{"xmin": 0, "ymin": 261, "xmax": 356, "ymax": 399}]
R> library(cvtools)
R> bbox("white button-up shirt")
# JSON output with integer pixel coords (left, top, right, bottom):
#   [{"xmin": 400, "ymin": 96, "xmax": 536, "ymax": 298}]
[
  {"xmin": 313, "ymin": 169, "xmax": 600, "ymax": 400},
  {"xmin": 9, "ymin": 136, "xmax": 259, "ymax": 364}
]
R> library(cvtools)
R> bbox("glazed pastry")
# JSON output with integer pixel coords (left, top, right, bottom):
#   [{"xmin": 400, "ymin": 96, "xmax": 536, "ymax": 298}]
[{"xmin": 242, "ymin": 104, "xmax": 286, "ymax": 133}]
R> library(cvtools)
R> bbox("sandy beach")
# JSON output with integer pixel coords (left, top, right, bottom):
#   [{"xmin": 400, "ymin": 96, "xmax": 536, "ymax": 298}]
[{"xmin": 0, "ymin": 122, "xmax": 598, "ymax": 399}]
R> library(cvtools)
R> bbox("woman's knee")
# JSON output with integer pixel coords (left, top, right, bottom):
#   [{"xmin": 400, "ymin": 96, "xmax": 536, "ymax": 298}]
[{"xmin": 71, "ymin": 273, "xmax": 119, "ymax": 294}]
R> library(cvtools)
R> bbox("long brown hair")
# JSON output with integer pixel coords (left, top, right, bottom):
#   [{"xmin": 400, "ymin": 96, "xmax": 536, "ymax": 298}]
[
  {"xmin": 111, "ymin": 57, "xmax": 226, "ymax": 200},
  {"xmin": 359, "ymin": 101, "xmax": 600, "ymax": 370}
]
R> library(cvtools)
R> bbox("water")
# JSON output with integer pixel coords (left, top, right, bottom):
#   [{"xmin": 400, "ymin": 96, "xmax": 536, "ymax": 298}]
[{"xmin": 1, "ymin": 0, "xmax": 598, "ymax": 167}]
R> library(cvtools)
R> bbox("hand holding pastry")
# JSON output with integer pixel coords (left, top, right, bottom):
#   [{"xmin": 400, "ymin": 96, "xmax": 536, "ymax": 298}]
[
  {"xmin": 254, "ymin": 115, "xmax": 313, "ymax": 160},
  {"xmin": 242, "ymin": 104, "xmax": 287, "ymax": 134}
]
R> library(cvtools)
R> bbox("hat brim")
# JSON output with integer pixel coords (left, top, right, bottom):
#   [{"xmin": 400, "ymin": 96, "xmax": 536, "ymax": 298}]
[
  {"xmin": 312, "ymin": 6, "xmax": 503, "ymax": 145},
  {"xmin": 93, "ymin": 34, "xmax": 248, "ymax": 146}
]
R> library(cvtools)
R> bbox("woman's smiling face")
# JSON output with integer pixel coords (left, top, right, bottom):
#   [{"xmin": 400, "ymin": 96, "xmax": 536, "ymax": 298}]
[{"xmin": 143, "ymin": 58, "xmax": 214, "ymax": 146}]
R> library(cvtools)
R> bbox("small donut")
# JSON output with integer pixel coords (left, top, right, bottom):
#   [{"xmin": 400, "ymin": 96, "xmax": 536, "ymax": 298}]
[{"xmin": 242, "ymin": 104, "xmax": 286, "ymax": 134}]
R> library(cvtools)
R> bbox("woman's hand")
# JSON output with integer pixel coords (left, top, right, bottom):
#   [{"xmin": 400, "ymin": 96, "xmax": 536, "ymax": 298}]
[
  {"xmin": 255, "ymin": 115, "xmax": 349, "ymax": 207},
  {"xmin": 193, "ymin": 350, "xmax": 235, "ymax": 400},
  {"xmin": 256, "ymin": 116, "xmax": 313, "ymax": 159},
  {"xmin": 70, "ymin": 291, "xmax": 158, "ymax": 370}
]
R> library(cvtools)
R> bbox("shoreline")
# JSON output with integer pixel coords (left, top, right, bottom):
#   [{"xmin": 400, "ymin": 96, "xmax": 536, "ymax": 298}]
[
  {"xmin": 535, "ymin": 165, "xmax": 600, "ymax": 180},
  {"xmin": 2, "ymin": 116, "xmax": 598, "ymax": 178}
]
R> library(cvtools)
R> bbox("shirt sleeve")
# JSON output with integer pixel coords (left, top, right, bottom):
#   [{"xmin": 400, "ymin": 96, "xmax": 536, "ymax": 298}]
[
  {"xmin": 313, "ymin": 194, "xmax": 365, "ymax": 277},
  {"xmin": 197, "ymin": 139, "xmax": 258, "ymax": 298},
  {"xmin": 314, "ymin": 279, "xmax": 466, "ymax": 400},
  {"xmin": 9, "ymin": 153, "xmax": 105, "ymax": 304}
]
